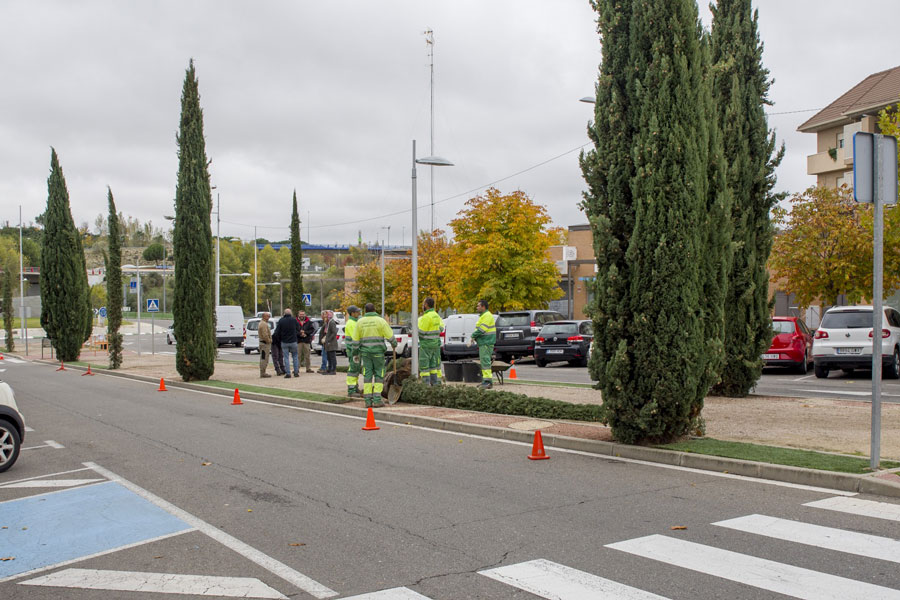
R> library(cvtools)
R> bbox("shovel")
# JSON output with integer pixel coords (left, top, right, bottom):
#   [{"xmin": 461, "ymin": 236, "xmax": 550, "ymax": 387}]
[{"xmin": 386, "ymin": 345, "xmax": 402, "ymax": 405}]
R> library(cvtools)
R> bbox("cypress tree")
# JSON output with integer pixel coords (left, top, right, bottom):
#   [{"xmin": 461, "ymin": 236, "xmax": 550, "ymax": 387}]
[
  {"xmin": 581, "ymin": 0, "xmax": 725, "ymax": 443},
  {"xmin": 710, "ymin": 0, "xmax": 785, "ymax": 396},
  {"xmin": 40, "ymin": 148, "xmax": 92, "ymax": 361},
  {"xmin": 2, "ymin": 265, "xmax": 13, "ymax": 353},
  {"xmin": 106, "ymin": 188, "xmax": 123, "ymax": 369},
  {"xmin": 173, "ymin": 60, "xmax": 215, "ymax": 381},
  {"xmin": 289, "ymin": 190, "xmax": 303, "ymax": 313}
]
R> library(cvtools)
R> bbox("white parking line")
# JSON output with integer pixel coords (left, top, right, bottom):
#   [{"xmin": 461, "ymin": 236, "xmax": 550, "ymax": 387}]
[
  {"xmin": 0, "ymin": 467, "xmax": 92, "ymax": 486},
  {"xmin": 84, "ymin": 462, "xmax": 337, "ymax": 599},
  {"xmin": 2, "ymin": 479, "xmax": 105, "ymax": 489},
  {"xmin": 791, "ymin": 374, "xmax": 816, "ymax": 382},
  {"xmin": 21, "ymin": 440, "xmax": 65, "ymax": 451}
]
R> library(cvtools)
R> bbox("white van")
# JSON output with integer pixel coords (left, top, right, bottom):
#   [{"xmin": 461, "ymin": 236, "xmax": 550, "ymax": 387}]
[
  {"xmin": 216, "ymin": 305, "xmax": 245, "ymax": 347},
  {"xmin": 441, "ymin": 313, "xmax": 480, "ymax": 360},
  {"xmin": 244, "ymin": 316, "xmax": 279, "ymax": 354}
]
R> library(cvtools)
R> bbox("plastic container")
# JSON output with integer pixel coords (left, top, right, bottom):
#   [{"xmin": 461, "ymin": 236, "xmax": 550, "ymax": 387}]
[
  {"xmin": 461, "ymin": 361, "xmax": 482, "ymax": 383},
  {"xmin": 442, "ymin": 361, "xmax": 463, "ymax": 382}
]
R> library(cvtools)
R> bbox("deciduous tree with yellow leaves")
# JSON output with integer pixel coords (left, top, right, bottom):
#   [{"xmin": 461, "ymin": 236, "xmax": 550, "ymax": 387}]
[{"xmin": 448, "ymin": 188, "xmax": 563, "ymax": 311}]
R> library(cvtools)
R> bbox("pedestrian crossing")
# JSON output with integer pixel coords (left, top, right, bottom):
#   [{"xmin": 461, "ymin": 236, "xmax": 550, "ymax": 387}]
[{"xmin": 343, "ymin": 493, "xmax": 900, "ymax": 599}]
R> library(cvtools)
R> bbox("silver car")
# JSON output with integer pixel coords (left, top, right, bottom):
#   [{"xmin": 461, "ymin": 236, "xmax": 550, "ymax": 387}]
[
  {"xmin": 812, "ymin": 305, "xmax": 900, "ymax": 379},
  {"xmin": 0, "ymin": 381, "xmax": 25, "ymax": 473}
]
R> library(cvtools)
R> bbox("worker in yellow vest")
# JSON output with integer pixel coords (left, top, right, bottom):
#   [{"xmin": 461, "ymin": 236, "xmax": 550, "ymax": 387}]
[
  {"xmin": 354, "ymin": 302, "xmax": 397, "ymax": 407},
  {"xmin": 471, "ymin": 299, "xmax": 496, "ymax": 389},
  {"xmin": 343, "ymin": 305, "xmax": 362, "ymax": 397},
  {"xmin": 417, "ymin": 296, "xmax": 444, "ymax": 385}
]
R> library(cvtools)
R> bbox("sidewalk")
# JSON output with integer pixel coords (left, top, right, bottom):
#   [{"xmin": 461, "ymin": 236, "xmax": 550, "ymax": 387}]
[{"xmin": 23, "ymin": 350, "xmax": 900, "ymax": 497}]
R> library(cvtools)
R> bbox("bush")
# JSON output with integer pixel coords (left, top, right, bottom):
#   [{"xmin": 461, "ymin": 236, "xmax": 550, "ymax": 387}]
[{"xmin": 400, "ymin": 380, "xmax": 603, "ymax": 422}]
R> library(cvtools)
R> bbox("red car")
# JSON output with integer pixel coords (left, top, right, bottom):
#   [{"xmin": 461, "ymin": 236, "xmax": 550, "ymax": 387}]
[{"xmin": 762, "ymin": 316, "xmax": 814, "ymax": 374}]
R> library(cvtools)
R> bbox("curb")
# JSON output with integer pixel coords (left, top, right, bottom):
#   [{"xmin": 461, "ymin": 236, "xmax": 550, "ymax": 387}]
[{"xmin": 38, "ymin": 358, "xmax": 900, "ymax": 500}]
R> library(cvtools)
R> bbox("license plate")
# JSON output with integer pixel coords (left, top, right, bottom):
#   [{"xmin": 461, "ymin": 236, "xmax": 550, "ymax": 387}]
[
  {"xmin": 836, "ymin": 347, "xmax": 863, "ymax": 355},
  {"xmin": 547, "ymin": 349, "xmax": 564, "ymax": 354},
  {"xmin": 503, "ymin": 332, "xmax": 520, "ymax": 339},
  {"xmin": 761, "ymin": 353, "xmax": 779, "ymax": 360}
]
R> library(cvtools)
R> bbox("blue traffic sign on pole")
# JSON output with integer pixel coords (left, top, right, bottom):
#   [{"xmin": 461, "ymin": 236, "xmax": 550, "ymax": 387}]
[
  {"xmin": 129, "ymin": 279, "xmax": 137, "ymax": 290},
  {"xmin": 302, "ymin": 293, "xmax": 312, "ymax": 306},
  {"xmin": 146, "ymin": 298, "xmax": 160, "ymax": 313},
  {"xmin": 99, "ymin": 307, "xmax": 107, "ymax": 318}
]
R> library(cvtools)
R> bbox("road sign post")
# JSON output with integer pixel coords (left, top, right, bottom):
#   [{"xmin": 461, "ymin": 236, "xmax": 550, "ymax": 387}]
[
  {"xmin": 853, "ymin": 132, "xmax": 899, "ymax": 470},
  {"xmin": 147, "ymin": 299, "xmax": 159, "ymax": 355},
  {"xmin": 302, "ymin": 293, "xmax": 312, "ymax": 307}
]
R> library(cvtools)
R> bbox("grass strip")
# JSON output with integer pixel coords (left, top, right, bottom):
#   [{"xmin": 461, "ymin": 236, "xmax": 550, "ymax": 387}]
[
  {"xmin": 194, "ymin": 379, "xmax": 350, "ymax": 404},
  {"xmin": 658, "ymin": 437, "xmax": 900, "ymax": 474}
]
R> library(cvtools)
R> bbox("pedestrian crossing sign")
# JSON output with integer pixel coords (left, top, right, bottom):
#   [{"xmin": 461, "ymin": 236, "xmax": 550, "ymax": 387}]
[
  {"xmin": 303, "ymin": 293, "xmax": 312, "ymax": 306},
  {"xmin": 147, "ymin": 298, "xmax": 160, "ymax": 313}
]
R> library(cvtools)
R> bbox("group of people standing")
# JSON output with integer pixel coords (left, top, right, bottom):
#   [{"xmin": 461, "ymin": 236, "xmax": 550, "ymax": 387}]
[{"xmin": 253, "ymin": 297, "xmax": 497, "ymax": 405}]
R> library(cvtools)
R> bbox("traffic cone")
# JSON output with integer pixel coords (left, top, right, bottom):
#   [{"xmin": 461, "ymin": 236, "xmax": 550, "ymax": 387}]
[
  {"xmin": 527, "ymin": 430, "xmax": 550, "ymax": 460},
  {"xmin": 231, "ymin": 388, "xmax": 243, "ymax": 406},
  {"xmin": 0, "ymin": 353, "xmax": 4, "ymax": 360},
  {"xmin": 82, "ymin": 364, "xmax": 94, "ymax": 376},
  {"xmin": 56, "ymin": 361, "xmax": 66, "ymax": 371},
  {"xmin": 158, "ymin": 378, "xmax": 167, "ymax": 392},
  {"xmin": 509, "ymin": 360, "xmax": 517, "ymax": 380},
  {"xmin": 362, "ymin": 407, "xmax": 379, "ymax": 431}
]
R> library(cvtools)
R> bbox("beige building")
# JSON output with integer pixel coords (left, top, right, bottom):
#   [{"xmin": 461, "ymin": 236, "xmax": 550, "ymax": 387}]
[
  {"xmin": 798, "ymin": 65, "xmax": 900, "ymax": 188},
  {"xmin": 548, "ymin": 224, "xmax": 596, "ymax": 320}
]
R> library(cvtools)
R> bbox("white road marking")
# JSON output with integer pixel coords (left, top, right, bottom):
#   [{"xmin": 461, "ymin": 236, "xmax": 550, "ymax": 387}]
[
  {"xmin": 0, "ymin": 466, "xmax": 92, "ymax": 486},
  {"xmin": 480, "ymin": 559, "xmax": 669, "ymax": 599},
  {"xmin": 714, "ymin": 514, "xmax": 900, "ymax": 563},
  {"xmin": 791, "ymin": 375, "xmax": 816, "ymax": 382},
  {"xmin": 24, "ymin": 426, "xmax": 34, "ymax": 432},
  {"xmin": 340, "ymin": 588, "xmax": 433, "ymax": 599},
  {"xmin": 84, "ymin": 462, "xmax": 337, "ymax": 599},
  {"xmin": 796, "ymin": 388, "xmax": 900, "ymax": 398},
  {"xmin": 0, "ymin": 530, "xmax": 192, "ymax": 584},
  {"xmin": 1, "ymin": 478, "xmax": 104, "ymax": 489},
  {"xmin": 20, "ymin": 568, "xmax": 287, "ymax": 599},
  {"xmin": 21, "ymin": 440, "xmax": 65, "ymax": 451},
  {"xmin": 606, "ymin": 534, "xmax": 900, "ymax": 600},
  {"xmin": 2, "ymin": 357, "xmax": 26, "ymax": 364},
  {"xmin": 805, "ymin": 496, "xmax": 900, "ymax": 522}
]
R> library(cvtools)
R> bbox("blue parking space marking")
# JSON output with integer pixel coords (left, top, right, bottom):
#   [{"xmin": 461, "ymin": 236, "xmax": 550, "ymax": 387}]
[{"xmin": 0, "ymin": 481, "xmax": 193, "ymax": 580}]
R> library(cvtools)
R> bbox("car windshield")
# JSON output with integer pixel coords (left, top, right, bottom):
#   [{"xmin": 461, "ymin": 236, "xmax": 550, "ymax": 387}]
[
  {"xmin": 247, "ymin": 321, "xmax": 259, "ymax": 331},
  {"xmin": 392, "ymin": 327, "xmax": 405, "ymax": 335},
  {"xmin": 540, "ymin": 324, "xmax": 578, "ymax": 336},
  {"xmin": 772, "ymin": 320, "xmax": 795, "ymax": 334},
  {"xmin": 496, "ymin": 314, "xmax": 530, "ymax": 327},
  {"xmin": 821, "ymin": 310, "xmax": 873, "ymax": 329}
]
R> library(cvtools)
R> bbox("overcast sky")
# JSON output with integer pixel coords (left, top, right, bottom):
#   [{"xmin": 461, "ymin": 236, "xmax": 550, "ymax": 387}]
[{"xmin": 2, "ymin": 1, "xmax": 898, "ymax": 247}]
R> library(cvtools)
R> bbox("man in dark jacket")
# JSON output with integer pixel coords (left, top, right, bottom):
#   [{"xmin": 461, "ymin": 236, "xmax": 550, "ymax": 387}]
[
  {"xmin": 297, "ymin": 310, "xmax": 317, "ymax": 374},
  {"xmin": 274, "ymin": 308, "xmax": 301, "ymax": 378},
  {"xmin": 271, "ymin": 316, "xmax": 285, "ymax": 376}
]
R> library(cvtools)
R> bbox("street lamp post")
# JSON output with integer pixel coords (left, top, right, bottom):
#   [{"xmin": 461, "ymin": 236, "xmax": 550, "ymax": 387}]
[
  {"xmin": 19, "ymin": 206, "xmax": 26, "ymax": 355},
  {"xmin": 410, "ymin": 140, "xmax": 453, "ymax": 379},
  {"xmin": 380, "ymin": 226, "xmax": 390, "ymax": 319}
]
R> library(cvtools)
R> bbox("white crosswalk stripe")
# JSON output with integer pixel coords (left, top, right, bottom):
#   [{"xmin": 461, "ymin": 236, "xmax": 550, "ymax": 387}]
[
  {"xmin": 606, "ymin": 534, "xmax": 900, "ymax": 600},
  {"xmin": 480, "ymin": 559, "xmax": 669, "ymax": 599},
  {"xmin": 340, "ymin": 589, "xmax": 432, "ymax": 599},
  {"xmin": 805, "ymin": 495, "xmax": 900, "ymax": 522},
  {"xmin": 714, "ymin": 514, "xmax": 900, "ymax": 563}
]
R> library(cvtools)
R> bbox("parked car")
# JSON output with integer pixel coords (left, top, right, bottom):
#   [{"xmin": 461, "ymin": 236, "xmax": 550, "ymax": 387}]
[
  {"xmin": 494, "ymin": 310, "xmax": 566, "ymax": 362},
  {"xmin": 335, "ymin": 323, "xmax": 347, "ymax": 354},
  {"xmin": 166, "ymin": 323, "xmax": 176, "ymax": 345},
  {"xmin": 441, "ymin": 313, "xmax": 480, "ymax": 360},
  {"xmin": 385, "ymin": 325, "xmax": 411, "ymax": 357},
  {"xmin": 312, "ymin": 326, "xmax": 323, "ymax": 354},
  {"xmin": 534, "ymin": 320, "xmax": 593, "ymax": 367},
  {"xmin": 0, "ymin": 381, "xmax": 25, "ymax": 473},
  {"xmin": 812, "ymin": 305, "xmax": 900, "ymax": 379},
  {"xmin": 244, "ymin": 316, "xmax": 280, "ymax": 354},
  {"xmin": 762, "ymin": 317, "xmax": 813, "ymax": 373},
  {"xmin": 215, "ymin": 305, "xmax": 245, "ymax": 347}
]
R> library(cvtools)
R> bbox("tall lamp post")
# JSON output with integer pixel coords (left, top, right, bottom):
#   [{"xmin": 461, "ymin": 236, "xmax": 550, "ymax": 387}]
[{"xmin": 410, "ymin": 140, "xmax": 453, "ymax": 379}]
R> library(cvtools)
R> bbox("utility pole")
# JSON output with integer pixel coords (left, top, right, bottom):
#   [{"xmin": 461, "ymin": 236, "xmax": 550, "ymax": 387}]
[
  {"xmin": 425, "ymin": 28, "xmax": 436, "ymax": 232},
  {"xmin": 19, "ymin": 206, "xmax": 26, "ymax": 354},
  {"xmin": 253, "ymin": 226, "xmax": 258, "ymax": 314}
]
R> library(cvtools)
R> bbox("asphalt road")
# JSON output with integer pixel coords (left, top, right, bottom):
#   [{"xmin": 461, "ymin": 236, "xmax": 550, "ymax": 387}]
[{"xmin": 3, "ymin": 359, "xmax": 900, "ymax": 598}]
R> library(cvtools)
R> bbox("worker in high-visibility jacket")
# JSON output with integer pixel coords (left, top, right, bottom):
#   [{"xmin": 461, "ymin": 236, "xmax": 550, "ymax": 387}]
[
  {"xmin": 417, "ymin": 296, "xmax": 444, "ymax": 385},
  {"xmin": 343, "ymin": 305, "xmax": 362, "ymax": 397},
  {"xmin": 354, "ymin": 302, "xmax": 397, "ymax": 407},
  {"xmin": 470, "ymin": 299, "xmax": 496, "ymax": 389}
]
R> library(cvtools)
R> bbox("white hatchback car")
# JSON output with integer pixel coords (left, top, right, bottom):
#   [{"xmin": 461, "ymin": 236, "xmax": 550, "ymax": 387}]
[
  {"xmin": 0, "ymin": 381, "xmax": 25, "ymax": 473},
  {"xmin": 244, "ymin": 317, "xmax": 279, "ymax": 354},
  {"xmin": 812, "ymin": 305, "xmax": 900, "ymax": 379}
]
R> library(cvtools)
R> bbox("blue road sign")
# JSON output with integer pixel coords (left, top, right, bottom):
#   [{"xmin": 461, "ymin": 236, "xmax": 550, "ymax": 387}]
[
  {"xmin": 99, "ymin": 307, "xmax": 107, "ymax": 318},
  {"xmin": 302, "ymin": 293, "xmax": 312, "ymax": 306},
  {"xmin": 129, "ymin": 279, "xmax": 137, "ymax": 290},
  {"xmin": 147, "ymin": 298, "xmax": 160, "ymax": 313}
]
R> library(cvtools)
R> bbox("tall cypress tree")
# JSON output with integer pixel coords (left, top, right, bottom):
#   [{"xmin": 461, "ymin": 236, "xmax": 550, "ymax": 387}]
[
  {"xmin": 581, "ymin": 0, "xmax": 725, "ymax": 443},
  {"xmin": 2, "ymin": 264, "xmax": 14, "ymax": 353},
  {"xmin": 289, "ymin": 190, "xmax": 303, "ymax": 314},
  {"xmin": 40, "ymin": 148, "xmax": 92, "ymax": 361},
  {"xmin": 711, "ymin": 0, "xmax": 785, "ymax": 396},
  {"xmin": 173, "ymin": 60, "xmax": 215, "ymax": 381},
  {"xmin": 106, "ymin": 188, "xmax": 123, "ymax": 369}
]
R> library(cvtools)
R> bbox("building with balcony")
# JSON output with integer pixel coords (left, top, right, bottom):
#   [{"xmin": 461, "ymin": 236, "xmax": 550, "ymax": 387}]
[{"xmin": 798, "ymin": 65, "xmax": 900, "ymax": 188}]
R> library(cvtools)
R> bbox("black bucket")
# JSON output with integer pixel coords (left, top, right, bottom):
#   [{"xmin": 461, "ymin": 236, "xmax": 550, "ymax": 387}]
[
  {"xmin": 461, "ymin": 361, "xmax": 482, "ymax": 383},
  {"xmin": 442, "ymin": 361, "xmax": 463, "ymax": 382}
]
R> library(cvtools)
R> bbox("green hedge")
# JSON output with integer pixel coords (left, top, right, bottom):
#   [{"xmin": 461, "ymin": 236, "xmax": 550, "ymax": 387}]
[{"xmin": 400, "ymin": 380, "xmax": 603, "ymax": 422}]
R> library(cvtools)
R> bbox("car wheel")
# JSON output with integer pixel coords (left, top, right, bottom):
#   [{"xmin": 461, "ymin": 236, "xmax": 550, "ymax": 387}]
[
  {"xmin": 535, "ymin": 358, "xmax": 546, "ymax": 368},
  {"xmin": 795, "ymin": 351, "xmax": 809, "ymax": 374},
  {"xmin": 0, "ymin": 421, "xmax": 21, "ymax": 473},
  {"xmin": 403, "ymin": 345, "xmax": 411, "ymax": 358},
  {"xmin": 814, "ymin": 364, "xmax": 829, "ymax": 379},
  {"xmin": 244, "ymin": 348, "xmax": 251, "ymax": 355},
  {"xmin": 167, "ymin": 337, "xmax": 173, "ymax": 346},
  {"xmin": 885, "ymin": 348, "xmax": 900, "ymax": 380}
]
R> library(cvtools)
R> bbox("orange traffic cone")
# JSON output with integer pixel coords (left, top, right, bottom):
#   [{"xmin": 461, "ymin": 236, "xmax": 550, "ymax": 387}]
[
  {"xmin": 231, "ymin": 388, "xmax": 243, "ymax": 406},
  {"xmin": 0, "ymin": 353, "xmax": 4, "ymax": 360},
  {"xmin": 56, "ymin": 361, "xmax": 66, "ymax": 371},
  {"xmin": 362, "ymin": 407, "xmax": 379, "ymax": 431},
  {"xmin": 82, "ymin": 364, "xmax": 95, "ymax": 376},
  {"xmin": 527, "ymin": 430, "xmax": 550, "ymax": 460},
  {"xmin": 508, "ymin": 360, "xmax": 517, "ymax": 380},
  {"xmin": 158, "ymin": 377, "xmax": 167, "ymax": 392}
]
